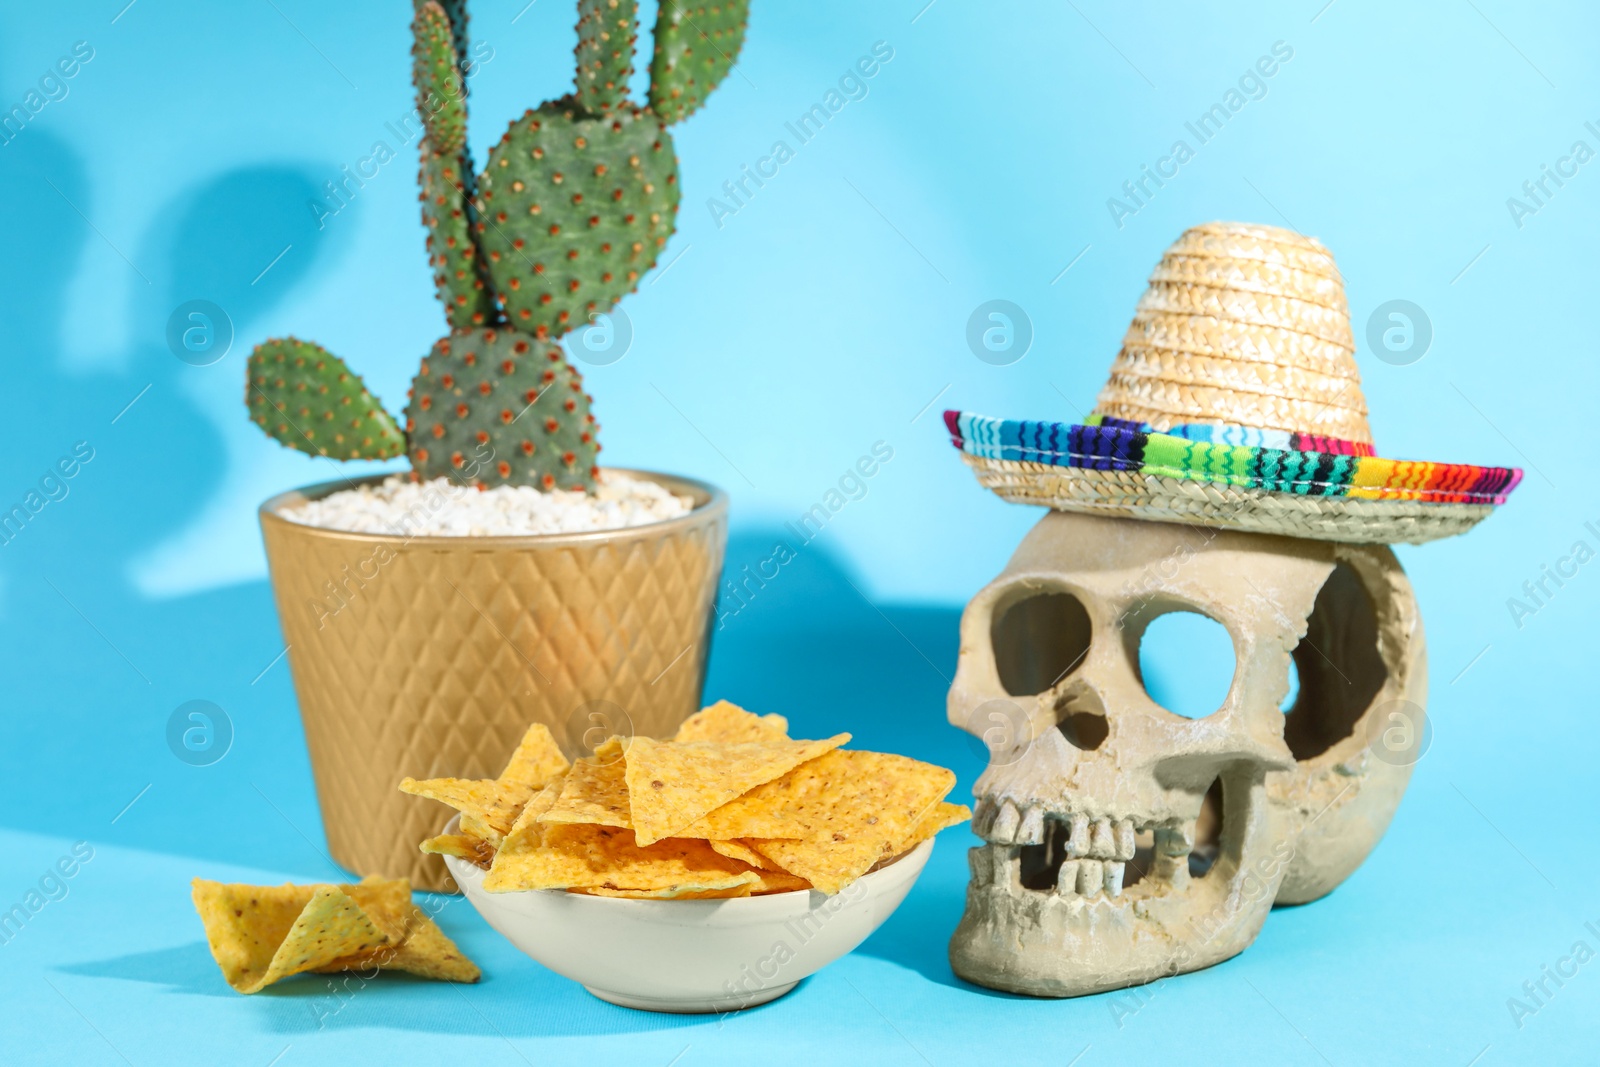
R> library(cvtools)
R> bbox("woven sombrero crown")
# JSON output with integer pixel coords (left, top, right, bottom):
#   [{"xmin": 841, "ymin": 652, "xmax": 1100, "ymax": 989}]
[
  {"xmin": 943, "ymin": 220, "xmax": 1522, "ymax": 543},
  {"xmin": 1093, "ymin": 221, "xmax": 1371, "ymax": 449}
]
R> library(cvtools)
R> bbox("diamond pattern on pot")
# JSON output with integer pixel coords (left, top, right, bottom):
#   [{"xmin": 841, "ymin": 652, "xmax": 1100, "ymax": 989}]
[{"xmin": 261, "ymin": 498, "xmax": 726, "ymax": 891}]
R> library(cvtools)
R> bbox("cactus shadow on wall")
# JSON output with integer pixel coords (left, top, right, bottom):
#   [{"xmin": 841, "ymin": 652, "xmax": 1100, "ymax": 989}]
[{"xmin": 0, "ymin": 124, "xmax": 359, "ymax": 874}]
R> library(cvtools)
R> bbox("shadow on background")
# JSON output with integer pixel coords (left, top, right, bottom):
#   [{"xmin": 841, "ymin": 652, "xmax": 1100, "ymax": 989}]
[{"xmin": 0, "ymin": 122, "xmax": 362, "ymax": 881}]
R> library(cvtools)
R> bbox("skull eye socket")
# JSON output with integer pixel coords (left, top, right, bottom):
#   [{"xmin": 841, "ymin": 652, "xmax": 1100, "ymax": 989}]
[
  {"xmin": 990, "ymin": 591, "xmax": 1092, "ymax": 697},
  {"xmin": 1134, "ymin": 609, "xmax": 1236, "ymax": 719},
  {"xmin": 1282, "ymin": 561, "xmax": 1388, "ymax": 760}
]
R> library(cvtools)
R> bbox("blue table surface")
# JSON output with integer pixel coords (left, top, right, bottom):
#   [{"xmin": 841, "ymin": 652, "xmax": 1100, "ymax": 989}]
[{"xmin": 4, "ymin": 542, "xmax": 1597, "ymax": 1067}]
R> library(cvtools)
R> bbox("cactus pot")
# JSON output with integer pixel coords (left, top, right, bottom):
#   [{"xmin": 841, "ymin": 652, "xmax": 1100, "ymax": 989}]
[{"xmin": 258, "ymin": 468, "xmax": 727, "ymax": 892}]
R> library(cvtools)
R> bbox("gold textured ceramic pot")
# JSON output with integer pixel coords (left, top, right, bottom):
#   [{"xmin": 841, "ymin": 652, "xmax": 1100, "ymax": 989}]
[{"xmin": 259, "ymin": 469, "xmax": 727, "ymax": 891}]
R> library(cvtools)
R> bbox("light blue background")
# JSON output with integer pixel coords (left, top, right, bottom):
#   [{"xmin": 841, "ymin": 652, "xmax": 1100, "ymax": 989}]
[{"xmin": 2, "ymin": 0, "xmax": 1596, "ymax": 1063}]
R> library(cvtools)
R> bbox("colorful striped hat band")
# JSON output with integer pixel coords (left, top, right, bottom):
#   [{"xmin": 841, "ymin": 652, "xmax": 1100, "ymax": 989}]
[{"xmin": 945, "ymin": 222, "xmax": 1521, "ymax": 544}]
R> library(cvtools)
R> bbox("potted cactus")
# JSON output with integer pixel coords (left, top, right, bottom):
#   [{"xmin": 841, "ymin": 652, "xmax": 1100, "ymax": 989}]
[{"xmin": 252, "ymin": 0, "xmax": 747, "ymax": 891}]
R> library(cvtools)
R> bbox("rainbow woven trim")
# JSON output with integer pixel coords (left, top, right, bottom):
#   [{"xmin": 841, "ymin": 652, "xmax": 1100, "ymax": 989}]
[{"xmin": 944, "ymin": 412, "xmax": 1523, "ymax": 505}]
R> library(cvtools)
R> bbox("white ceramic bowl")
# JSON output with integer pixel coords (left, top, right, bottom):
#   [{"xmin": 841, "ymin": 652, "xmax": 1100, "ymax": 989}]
[{"xmin": 441, "ymin": 818, "xmax": 934, "ymax": 1013}]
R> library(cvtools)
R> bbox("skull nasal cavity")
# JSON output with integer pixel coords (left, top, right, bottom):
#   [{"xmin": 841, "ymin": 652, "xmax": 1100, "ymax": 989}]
[
  {"xmin": 991, "ymin": 591, "xmax": 1092, "ymax": 697},
  {"xmin": 1283, "ymin": 561, "xmax": 1388, "ymax": 761},
  {"xmin": 1058, "ymin": 709, "xmax": 1108, "ymax": 751}
]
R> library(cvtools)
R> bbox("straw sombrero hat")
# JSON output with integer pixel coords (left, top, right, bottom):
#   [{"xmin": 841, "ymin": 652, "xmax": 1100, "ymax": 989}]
[{"xmin": 944, "ymin": 221, "xmax": 1521, "ymax": 544}]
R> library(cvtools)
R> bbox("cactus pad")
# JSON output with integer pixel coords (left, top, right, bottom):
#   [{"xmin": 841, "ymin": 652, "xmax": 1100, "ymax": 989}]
[
  {"xmin": 420, "ymin": 140, "xmax": 497, "ymax": 328},
  {"xmin": 475, "ymin": 100, "xmax": 679, "ymax": 340},
  {"xmin": 649, "ymin": 0, "xmax": 750, "ymax": 125},
  {"xmin": 435, "ymin": 0, "xmax": 473, "ymax": 84},
  {"xmin": 405, "ymin": 327, "xmax": 599, "ymax": 490},
  {"xmin": 247, "ymin": 338, "xmax": 406, "ymax": 460},
  {"xmin": 413, "ymin": 1, "xmax": 467, "ymax": 155},
  {"xmin": 575, "ymin": 0, "xmax": 638, "ymax": 114}
]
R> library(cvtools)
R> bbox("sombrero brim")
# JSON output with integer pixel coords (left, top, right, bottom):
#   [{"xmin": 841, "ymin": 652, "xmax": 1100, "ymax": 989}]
[{"xmin": 946, "ymin": 411, "xmax": 1522, "ymax": 545}]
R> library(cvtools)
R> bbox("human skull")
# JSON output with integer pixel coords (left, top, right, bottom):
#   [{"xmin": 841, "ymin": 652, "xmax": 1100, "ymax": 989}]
[{"xmin": 947, "ymin": 509, "xmax": 1425, "ymax": 996}]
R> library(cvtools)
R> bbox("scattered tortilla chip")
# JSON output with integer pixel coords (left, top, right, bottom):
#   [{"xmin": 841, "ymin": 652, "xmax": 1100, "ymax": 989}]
[
  {"xmin": 192, "ymin": 881, "xmax": 319, "ymax": 993},
  {"xmin": 338, "ymin": 876, "xmax": 414, "ymax": 942},
  {"xmin": 367, "ymin": 910, "xmax": 482, "ymax": 983},
  {"xmin": 192, "ymin": 877, "xmax": 480, "ymax": 993},
  {"xmin": 193, "ymin": 881, "xmax": 389, "ymax": 994},
  {"xmin": 625, "ymin": 733, "xmax": 850, "ymax": 845},
  {"xmin": 540, "ymin": 737, "xmax": 631, "ymax": 828},
  {"xmin": 421, "ymin": 834, "xmax": 496, "ymax": 869},
  {"xmin": 322, "ymin": 879, "xmax": 480, "ymax": 983},
  {"xmin": 483, "ymin": 823, "xmax": 761, "ymax": 894},
  {"xmin": 673, "ymin": 700, "xmax": 790, "ymax": 744}
]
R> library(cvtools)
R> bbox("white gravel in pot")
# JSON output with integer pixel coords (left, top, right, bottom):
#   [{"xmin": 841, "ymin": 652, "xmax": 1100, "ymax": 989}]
[{"xmin": 278, "ymin": 472, "xmax": 695, "ymax": 537}]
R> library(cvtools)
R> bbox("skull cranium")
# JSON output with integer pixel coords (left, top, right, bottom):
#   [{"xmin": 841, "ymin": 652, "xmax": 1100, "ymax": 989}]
[{"xmin": 947, "ymin": 509, "xmax": 1425, "ymax": 996}]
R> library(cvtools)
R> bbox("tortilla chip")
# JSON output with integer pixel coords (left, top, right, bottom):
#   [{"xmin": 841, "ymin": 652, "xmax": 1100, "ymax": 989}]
[
  {"xmin": 497, "ymin": 722, "xmax": 569, "ymax": 791},
  {"xmin": 624, "ymin": 733, "xmax": 850, "ymax": 846},
  {"xmin": 483, "ymin": 822, "xmax": 761, "ymax": 894},
  {"xmin": 192, "ymin": 880, "xmax": 321, "ymax": 993},
  {"xmin": 707, "ymin": 839, "xmax": 776, "ymax": 869},
  {"xmin": 372, "ymin": 910, "xmax": 481, "ymax": 982},
  {"xmin": 457, "ymin": 812, "xmax": 498, "ymax": 843},
  {"xmin": 192, "ymin": 877, "xmax": 480, "ymax": 992},
  {"xmin": 747, "ymin": 868, "xmax": 812, "ymax": 895},
  {"xmin": 676, "ymin": 750, "xmax": 955, "ymax": 893},
  {"xmin": 397, "ymin": 727, "xmax": 567, "ymax": 846},
  {"xmin": 496, "ymin": 779, "xmax": 564, "ymax": 854},
  {"xmin": 268, "ymin": 887, "xmax": 393, "ymax": 986},
  {"xmin": 673, "ymin": 701, "xmax": 791, "ymax": 744},
  {"xmin": 204, "ymin": 883, "xmax": 391, "ymax": 994},
  {"xmin": 569, "ymin": 883, "xmax": 756, "ymax": 900},
  {"xmin": 421, "ymin": 834, "xmax": 496, "ymax": 869},
  {"xmin": 336, "ymin": 876, "xmax": 415, "ymax": 942},
  {"xmin": 892, "ymin": 801, "xmax": 972, "ymax": 855},
  {"xmin": 743, "ymin": 839, "xmax": 864, "ymax": 895},
  {"xmin": 674, "ymin": 749, "xmax": 954, "ymax": 842},
  {"xmin": 321, "ymin": 879, "xmax": 480, "ymax": 983},
  {"xmin": 400, "ymin": 777, "xmax": 518, "ymax": 844},
  {"xmin": 540, "ymin": 737, "xmax": 631, "ymax": 828}
]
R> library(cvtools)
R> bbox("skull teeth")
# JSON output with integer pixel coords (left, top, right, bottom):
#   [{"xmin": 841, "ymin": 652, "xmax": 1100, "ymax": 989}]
[
  {"xmin": 1076, "ymin": 859, "xmax": 1104, "ymax": 897},
  {"xmin": 1090, "ymin": 817, "xmax": 1115, "ymax": 858},
  {"xmin": 1056, "ymin": 859, "xmax": 1078, "ymax": 896},
  {"xmin": 990, "ymin": 800, "xmax": 1022, "ymax": 844},
  {"xmin": 1067, "ymin": 813, "xmax": 1089, "ymax": 857},
  {"xmin": 1104, "ymin": 860, "xmax": 1125, "ymax": 897},
  {"xmin": 1017, "ymin": 805, "xmax": 1046, "ymax": 845},
  {"xmin": 1114, "ymin": 819, "xmax": 1136, "ymax": 861},
  {"xmin": 972, "ymin": 796, "xmax": 998, "ymax": 838},
  {"xmin": 971, "ymin": 795, "xmax": 1203, "ymax": 904}
]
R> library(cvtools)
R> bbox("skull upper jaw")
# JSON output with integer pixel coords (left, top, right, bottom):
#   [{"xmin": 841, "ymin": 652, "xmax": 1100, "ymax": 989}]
[{"xmin": 950, "ymin": 770, "xmax": 1285, "ymax": 997}]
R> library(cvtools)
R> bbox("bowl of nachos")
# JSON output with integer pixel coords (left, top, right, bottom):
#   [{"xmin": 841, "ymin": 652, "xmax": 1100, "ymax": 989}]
[{"xmin": 401, "ymin": 701, "xmax": 969, "ymax": 1012}]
